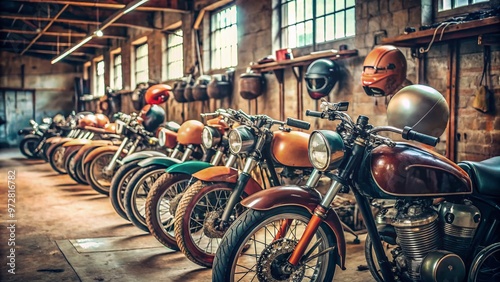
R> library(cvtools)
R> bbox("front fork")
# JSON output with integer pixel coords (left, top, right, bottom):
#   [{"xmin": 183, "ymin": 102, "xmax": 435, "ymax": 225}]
[{"xmin": 104, "ymin": 136, "xmax": 130, "ymax": 174}]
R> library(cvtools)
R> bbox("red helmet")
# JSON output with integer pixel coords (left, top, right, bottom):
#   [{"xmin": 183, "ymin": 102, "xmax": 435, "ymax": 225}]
[
  {"xmin": 145, "ymin": 84, "xmax": 171, "ymax": 105},
  {"xmin": 361, "ymin": 45, "xmax": 407, "ymax": 96}
]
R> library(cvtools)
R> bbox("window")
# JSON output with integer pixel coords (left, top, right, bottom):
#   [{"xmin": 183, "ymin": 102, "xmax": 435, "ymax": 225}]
[
  {"xmin": 439, "ymin": 0, "xmax": 488, "ymax": 11},
  {"xmin": 163, "ymin": 29, "xmax": 184, "ymax": 81},
  {"xmin": 95, "ymin": 60, "xmax": 105, "ymax": 97},
  {"xmin": 211, "ymin": 6, "xmax": 238, "ymax": 70},
  {"xmin": 113, "ymin": 54, "xmax": 122, "ymax": 90},
  {"xmin": 280, "ymin": 0, "xmax": 355, "ymax": 48},
  {"xmin": 135, "ymin": 43, "xmax": 149, "ymax": 85}
]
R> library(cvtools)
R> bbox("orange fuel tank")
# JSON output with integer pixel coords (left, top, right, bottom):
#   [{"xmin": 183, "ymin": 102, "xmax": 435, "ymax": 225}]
[
  {"xmin": 177, "ymin": 120, "xmax": 204, "ymax": 145},
  {"xmin": 271, "ymin": 131, "xmax": 312, "ymax": 168}
]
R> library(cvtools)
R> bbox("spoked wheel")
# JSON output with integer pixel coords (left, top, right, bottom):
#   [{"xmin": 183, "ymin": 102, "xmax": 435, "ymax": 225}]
[
  {"xmin": 19, "ymin": 137, "xmax": 40, "ymax": 158},
  {"xmin": 146, "ymin": 173, "xmax": 191, "ymax": 250},
  {"xmin": 65, "ymin": 150, "xmax": 83, "ymax": 184},
  {"xmin": 109, "ymin": 160, "xmax": 141, "ymax": 221},
  {"xmin": 174, "ymin": 181, "xmax": 245, "ymax": 268},
  {"xmin": 85, "ymin": 151, "xmax": 116, "ymax": 195},
  {"xmin": 49, "ymin": 145, "xmax": 67, "ymax": 174},
  {"xmin": 124, "ymin": 165, "xmax": 166, "ymax": 232},
  {"xmin": 469, "ymin": 242, "xmax": 500, "ymax": 282},
  {"xmin": 212, "ymin": 207, "xmax": 337, "ymax": 281}
]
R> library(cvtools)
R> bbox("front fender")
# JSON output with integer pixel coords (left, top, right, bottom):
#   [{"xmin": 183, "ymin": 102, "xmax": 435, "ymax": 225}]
[
  {"xmin": 22, "ymin": 134, "xmax": 41, "ymax": 140},
  {"xmin": 193, "ymin": 166, "xmax": 262, "ymax": 196},
  {"xmin": 120, "ymin": 151, "xmax": 167, "ymax": 165},
  {"xmin": 74, "ymin": 143, "xmax": 111, "ymax": 164},
  {"xmin": 63, "ymin": 144, "xmax": 84, "ymax": 160},
  {"xmin": 83, "ymin": 146, "xmax": 120, "ymax": 165},
  {"xmin": 166, "ymin": 161, "xmax": 213, "ymax": 175},
  {"xmin": 241, "ymin": 185, "xmax": 346, "ymax": 270},
  {"xmin": 46, "ymin": 136, "xmax": 61, "ymax": 144},
  {"xmin": 137, "ymin": 156, "xmax": 181, "ymax": 168},
  {"xmin": 47, "ymin": 138, "xmax": 73, "ymax": 157},
  {"xmin": 63, "ymin": 139, "xmax": 93, "ymax": 147}
]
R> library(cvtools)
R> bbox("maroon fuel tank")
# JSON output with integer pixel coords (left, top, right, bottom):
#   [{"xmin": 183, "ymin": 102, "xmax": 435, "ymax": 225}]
[{"xmin": 356, "ymin": 143, "xmax": 472, "ymax": 198}]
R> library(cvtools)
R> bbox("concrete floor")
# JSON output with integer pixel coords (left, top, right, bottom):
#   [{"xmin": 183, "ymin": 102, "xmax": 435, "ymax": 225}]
[{"xmin": 0, "ymin": 148, "xmax": 374, "ymax": 282}]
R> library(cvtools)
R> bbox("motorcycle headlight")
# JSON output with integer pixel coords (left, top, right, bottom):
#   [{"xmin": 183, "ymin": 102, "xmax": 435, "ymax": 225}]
[
  {"xmin": 116, "ymin": 120, "xmax": 126, "ymax": 135},
  {"xmin": 30, "ymin": 120, "xmax": 37, "ymax": 126},
  {"xmin": 228, "ymin": 126, "xmax": 255, "ymax": 154},
  {"xmin": 308, "ymin": 130, "xmax": 345, "ymax": 171},
  {"xmin": 43, "ymin": 117, "xmax": 52, "ymax": 124},
  {"xmin": 202, "ymin": 126, "xmax": 222, "ymax": 149},
  {"xmin": 158, "ymin": 128, "xmax": 167, "ymax": 147}
]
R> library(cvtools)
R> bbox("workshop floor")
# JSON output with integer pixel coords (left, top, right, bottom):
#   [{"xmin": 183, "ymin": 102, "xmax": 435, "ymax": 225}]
[{"xmin": 0, "ymin": 148, "xmax": 374, "ymax": 282}]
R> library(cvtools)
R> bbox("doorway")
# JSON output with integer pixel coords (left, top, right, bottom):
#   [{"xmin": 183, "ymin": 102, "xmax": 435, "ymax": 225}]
[{"xmin": 0, "ymin": 88, "xmax": 35, "ymax": 147}]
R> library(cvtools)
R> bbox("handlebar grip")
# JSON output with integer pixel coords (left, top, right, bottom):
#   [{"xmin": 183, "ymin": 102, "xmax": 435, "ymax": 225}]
[
  {"xmin": 305, "ymin": 110, "xmax": 323, "ymax": 118},
  {"xmin": 402, "ymin": 126, "xmax": 439, "ymax": 147},
  {"xmin": 286, "ymin": 118, "xmax": 310, "ymax": 130}
]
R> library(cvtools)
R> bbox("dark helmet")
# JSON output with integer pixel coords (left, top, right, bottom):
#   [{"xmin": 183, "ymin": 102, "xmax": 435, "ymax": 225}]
[
  {"xmin": 140, "ymin": 104, "xmax": 166, "ymax": 132},
  {"xmin": 192, "ymin": 75, "xmax": 212, "ymax": 101},
  {"xmin": 387, "ymin": 85, "xmax": 449, "ymax": 137},
  {"xmin": 145, "ymin": 84, "xmax": 171, "ymax": 105},
  {"xmin": 361, "ymin": 45, "xmax": 407, "ymax": 96},
  {"xmin": 305, "ymin": 59, "xmax": 340, "ymax": 100}
]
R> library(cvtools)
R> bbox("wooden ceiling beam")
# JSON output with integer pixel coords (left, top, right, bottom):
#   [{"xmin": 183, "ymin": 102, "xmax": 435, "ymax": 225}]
[
  {"xmin": 0, "ymin": 39, "xmax": 108, "ymax": 48},
  {"xmin": 0, "ymin": 13, "xmax": 159, "ymax": 30},
  {"xmin": 0, "ymin": 47, "xmax": 88, "ymax": 56},
  {"xmin": 21, "ymin": 4, "xmax": 69, "ymax": 55},
  {"xmin": 0, "ymin": 28, "xmax": 127, "ymax": 39},
  {"xmin": 11, "ymin": 0, "xmax": 188, "ymax": 13}
]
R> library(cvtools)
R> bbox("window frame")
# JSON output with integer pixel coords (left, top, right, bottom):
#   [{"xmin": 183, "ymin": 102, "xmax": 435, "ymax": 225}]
[
  {"xmin": 434, "ymin": 0, "xmax": 491, "ymax": 22},
  {"xmin": 278, "ymin": 0, "xmax": 355, "ymax": 49},
  {"xmin": 163, "ymin": 29, "xmax": 184, "ymax": 81},
  {"xmin": 134, "ymin": 43, "xmax": 149, "ymax": 86},
  {"xmin": 94, "ymin": 59, "xmax": 105, "ymax": 97},
  {"xmin": 112, "ymin": 53, "xmax": 123, "ymax": 90},
  {"xmin": 210, "ymin": 5, "xmax": 238, "ymax": 70}
]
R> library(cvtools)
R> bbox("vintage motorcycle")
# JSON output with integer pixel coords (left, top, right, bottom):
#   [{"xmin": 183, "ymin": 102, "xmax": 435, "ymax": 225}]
[
  {"xmin": 18, "ymin": 117, "xmax": 53, "ymax": 158},
  {"xmin": 212, "ymin": 96, "xmax": 500, "ymax": 282},
  {"xmin": 145, "ymin": 109, "xmax": 246, "ymax": 250},
  {"xmin": 173, "ymin": 110, "xmax": 311, "ymax": 267}
]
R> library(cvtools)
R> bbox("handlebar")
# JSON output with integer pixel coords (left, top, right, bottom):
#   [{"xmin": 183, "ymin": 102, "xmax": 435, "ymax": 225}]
[
  {"xmin": 286, "ymin": 118, "xmax": 310, "ymax": 130},
  {"xmin": 305, "ymin": 110, "xmax": 323, "ymax": 118},
  {"xmin": 402, "ymin": 126, "xmax": 439, "ymax": 146}
]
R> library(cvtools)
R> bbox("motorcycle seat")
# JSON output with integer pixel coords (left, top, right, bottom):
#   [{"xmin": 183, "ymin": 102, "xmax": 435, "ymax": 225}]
[{"xmin": 459, "ymin": 156, "xmax": 500, "ymax": 197}]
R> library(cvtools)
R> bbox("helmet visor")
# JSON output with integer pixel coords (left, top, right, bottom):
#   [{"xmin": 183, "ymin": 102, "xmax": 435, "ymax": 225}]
[{"xmin": 305, "ymin": 77, "xmax": 327, "ymax": 91}]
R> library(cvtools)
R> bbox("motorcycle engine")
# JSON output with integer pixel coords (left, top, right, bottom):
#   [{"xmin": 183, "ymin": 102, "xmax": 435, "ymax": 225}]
[{"xmin": 385, "ymin": 200, "xmax": 480, "ymax": 281}]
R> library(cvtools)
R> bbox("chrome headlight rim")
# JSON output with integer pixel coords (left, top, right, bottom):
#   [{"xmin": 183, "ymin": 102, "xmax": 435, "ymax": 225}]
[
  {"xmin": 228, "ymin": 126, "xmax": 255, "ymax": 155},
  {"xmin": 308, "ymin": 130, "xmax": 345, "ymax": 172},
  {"xmin": 202, "ymin": 126, "xmax": 222, "ymax": 149},
  {"xmin": 158, "ymin": 128, "xmax": 168, "ymax": 147}
]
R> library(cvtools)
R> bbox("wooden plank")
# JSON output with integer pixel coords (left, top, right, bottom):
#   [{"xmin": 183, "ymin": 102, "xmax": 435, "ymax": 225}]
[
  {"xmin": 11, "ymin": 0, "xmax": 188, "ymax": 13},
  {"xmin": 382, "ymin": 16, "xmax": 500, "ymax": 47}
]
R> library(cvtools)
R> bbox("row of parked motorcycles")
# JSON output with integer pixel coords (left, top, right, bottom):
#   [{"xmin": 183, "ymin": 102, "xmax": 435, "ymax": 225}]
[{"xmin": 19, "ymin": 54, "xmax": 499, "ymax": 281}]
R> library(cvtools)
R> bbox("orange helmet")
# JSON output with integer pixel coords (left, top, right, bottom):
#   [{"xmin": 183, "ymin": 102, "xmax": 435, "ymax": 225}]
[
  {"xmin": 145, "ymin": 84, "xmax": 171, "ymax": 105},
  {"xmin": 361, "ymin": 45, "xmax": 407, "ymax": 96},
  {"xmin": 95, "ymin": 113, "xmax": 110, "ymax": 128}
]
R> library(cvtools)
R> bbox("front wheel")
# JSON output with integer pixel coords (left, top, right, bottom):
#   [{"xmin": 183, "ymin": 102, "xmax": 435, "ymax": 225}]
[
  {"xmin": 212, "ymin": 207, "xmax": 337, "ymax": 281},
  {"xmin": 49, "ymin": 145, "xmax": 67, "ymax": 174},
  {"xmin": 85, "ymin": 151, "xmax": 116, "ymax": 195},
  {"xmin": 19, "ymin": 136, "xmax": 40, "ymax": 158},
  {"xmin": 146, "ymin": 173, "xmax": 191, "ymax": 250},
  {"xmin": 124, "ymin": 165, "xmax": 166, "ymax": 232}
]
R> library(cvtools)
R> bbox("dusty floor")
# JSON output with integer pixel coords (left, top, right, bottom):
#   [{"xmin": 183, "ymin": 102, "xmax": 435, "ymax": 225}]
[{"xmin": 0, "ymin": 148, "xmax": 374, "ymax": 281}]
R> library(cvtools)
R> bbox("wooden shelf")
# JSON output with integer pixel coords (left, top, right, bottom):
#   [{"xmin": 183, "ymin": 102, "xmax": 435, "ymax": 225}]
[
  {"xmin": 382, "ymin": 16, "xmax": 500, "ymax": 47},
  {"xmin": 250, "ymin": 49, "xmax": 358, "ymax": 73}
]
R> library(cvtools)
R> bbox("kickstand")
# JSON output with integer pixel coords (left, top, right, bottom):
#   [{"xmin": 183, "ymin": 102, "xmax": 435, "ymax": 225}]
[{"xmin": 341, "ymin": 221, "xmax": 360, "ymax": 244}]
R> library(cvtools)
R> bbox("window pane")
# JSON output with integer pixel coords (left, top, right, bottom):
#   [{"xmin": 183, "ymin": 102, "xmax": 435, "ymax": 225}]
[
  {"xmin": 297, "ymin": 22, "xmax": 305, "ymax": 47},
  {"xmin": 325, "ymin": 0, "xmax": 334, "ymax": 14},
  {"xmin": 325, "ymin": 14, "xmax": 334, "ymax": 41},
  {"xmin": 336, "ymin": 0, "xmax": 345, "ymax": 10},
  {"xmin": 114, "ymin": 54, "xmax": 121, "ymax": 65},
  {"xmin": 455, "ymin": 0, "xmax": 468, "ymax": 8},
  {"xmin": 297, "ymin": 0, "xmax": 304, "ymax": 22},
  {"xmin": 305, "ymin": 20, "xmax": 313, "ymax": 45},
  {"xmin": 346, "ymin": 0, "xmax": 355, "ymax": 7},
  {"xmin": 345, "ymin": 8, "xmax": 355, "ymax": 37},
  {"xmin": 288, "ymin": 25, "xmax": 297, "ymax": 48},
  {"xmin": 305, "ymin": 0, "xmax": 313, "ymax": 19},
  {"xmin": 211, "ymin": 6, "xmax": 237, "ymax": 69},
  {"xmin": 316, "ymin": 0, "xmax": 324, "ymax": 16},
  {"xmin": 335, "ymin": 11, "xmax": 345, "ymax": 39},
  {"xmin": 316, "ymin": 17, "xmax": 325, "ymax": 43}
]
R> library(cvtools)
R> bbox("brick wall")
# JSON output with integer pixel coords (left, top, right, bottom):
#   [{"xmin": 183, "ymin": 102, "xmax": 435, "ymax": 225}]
[{"xmin": 84, "ymin": 0, "xmax": 499, "ymax": 161}]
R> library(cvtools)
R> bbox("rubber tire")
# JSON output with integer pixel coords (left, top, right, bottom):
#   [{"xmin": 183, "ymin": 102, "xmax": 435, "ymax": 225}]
[
  {"xmin": 365, "ymin": 234, "xmax": 387, "ymax": 282},
  {"xmin": 75, "ymin": 148, "xmax": 97, "ymax": 185},
  {"xmin": 49, "ymin": 144, "xmax": 67, "ymax": 174},
  {"xmin": 19, "ymin": 136, "xmax": 40, "ymax": 159},
  {"xmin": 174, "ymin": 181, "xmax": 239, "ymax": 268},
  {"xmin": 124, "ymin": 165, "xmax": 166, "ymax": 232},
  {"xmin": 65, "ymin": 149, "xmax": 83, "ymax": 184},
  {"xmin": 109, "ymin": 160, "xmax": 141, "ymax": 221},
  {"xmin": 146, "ymin": 173, "xmax": 191, "ymax": 251},
  {"xmin": 212, "ymin": 207, "xmax": 337, "ymax": 281},
  {"xmin": 85, "ymin": 151, "xmax": 116, "ymax": 195}
]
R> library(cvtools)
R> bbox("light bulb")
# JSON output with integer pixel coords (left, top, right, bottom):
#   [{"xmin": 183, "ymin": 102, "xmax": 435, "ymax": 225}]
[{"xmin": 95, "ymin": 30, "xmax": 103, "ymax": 37}]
